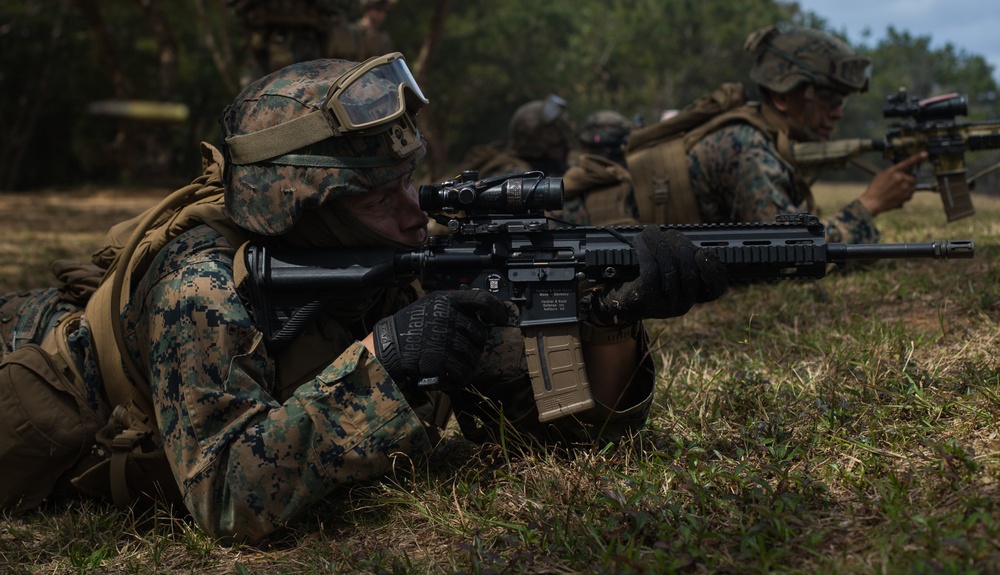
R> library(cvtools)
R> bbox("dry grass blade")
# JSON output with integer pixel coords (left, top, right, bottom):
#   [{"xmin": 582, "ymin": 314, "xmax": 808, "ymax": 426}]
[{"xmin": 1, "ymin": 183, "xmax": 999, "ymax": 574}]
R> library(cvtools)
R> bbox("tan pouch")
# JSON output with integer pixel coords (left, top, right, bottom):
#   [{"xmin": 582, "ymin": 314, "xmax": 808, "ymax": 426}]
[
  {"xmin": 69, "ymin": 402, "xmax": 186, "ymax": 514},
  {"xmin": 0, "ymin": 343, "xmax": 103, "ymax": 513}
]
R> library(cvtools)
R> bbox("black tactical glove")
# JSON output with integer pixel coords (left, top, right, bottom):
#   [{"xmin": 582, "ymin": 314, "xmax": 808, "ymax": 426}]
[
  {"xmin": 593, "ymin": 227, "xmax": 727, "ymax": 325},
  {"xmin": 373, "ymin": 290, "xmax": 509, "ymax": 390}
]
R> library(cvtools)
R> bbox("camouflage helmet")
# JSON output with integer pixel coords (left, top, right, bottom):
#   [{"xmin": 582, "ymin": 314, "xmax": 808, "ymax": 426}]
[
  {"xmin": 508, "ymin": 95, "xmax": 575, "ymax": 159},
  {"xmin": 744, "ymin": 24, "xmax": 870, "ymax": 95},
  {"xmin": 221, "ymin": 54, "xmax": 427, "ymax": 235},
  {"xmin": 578, "ymin": 110, "xmax": 633, "ymax": 148}
]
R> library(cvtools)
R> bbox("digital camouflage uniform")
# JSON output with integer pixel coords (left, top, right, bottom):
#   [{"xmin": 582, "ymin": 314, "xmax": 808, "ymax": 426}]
[
  {"xmin": 123, "ymin": 223, "xmax": 431, "ymax": 540},
  {"xmin": 685, "ymin": 24, "xmax": 879, "ymax": 244},
  {"xmin": 687, "ymin": 122, "xmax": 879, "ymax": 244},
  {"xmin": 0, "ymin": 59, "xmax": 655, "ymax": 543}
]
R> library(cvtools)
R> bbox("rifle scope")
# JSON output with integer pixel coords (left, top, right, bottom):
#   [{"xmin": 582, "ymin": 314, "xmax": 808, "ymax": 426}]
[
  {"xmin": 419, "ymin": 171, "xmax": 564, "ymax": 214},
  {"xmin": 883, "ymin": 89, "xmax": 968, "ymax": 122}
]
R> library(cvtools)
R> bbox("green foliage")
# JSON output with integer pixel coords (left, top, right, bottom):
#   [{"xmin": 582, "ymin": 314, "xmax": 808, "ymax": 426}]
[
  {"xmin": 0, "ymin": 0, "xmax": 244, "ymax": 189},
  {"xmin": 1, "ymin": 1, "xmax": 108, "ymax": 187},
  {"xmin": 3, "ymin": 0, "xmax": 996, "ymax": 188},
  {"xmin": 391, "ymin": 0, "xmax": 798, "ymax": 165}
]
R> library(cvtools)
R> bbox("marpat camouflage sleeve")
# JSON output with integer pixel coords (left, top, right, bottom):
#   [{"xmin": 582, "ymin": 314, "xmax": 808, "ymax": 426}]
[
  {"xmin": 123, "ymin": 226, "xmax": 431, "ymax": 542},
  {"xmin": 688, "ymin": 123, "xmax": 880, "ymax": 244}
]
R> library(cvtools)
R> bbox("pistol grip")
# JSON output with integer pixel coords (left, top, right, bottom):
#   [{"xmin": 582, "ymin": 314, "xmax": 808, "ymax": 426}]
[{"xmin": 522, "ymin": 324, "xmax": 595, "ymax": 422}]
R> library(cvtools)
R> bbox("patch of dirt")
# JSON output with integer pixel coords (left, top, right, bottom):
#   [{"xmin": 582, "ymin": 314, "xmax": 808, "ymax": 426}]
[
  {"xmin": 0, "ymin": 186, "xmax": 168, "ymax": 233},
  {"xmin": 0, "ymin": 187, "xmax": 168, "ymax": 292}
]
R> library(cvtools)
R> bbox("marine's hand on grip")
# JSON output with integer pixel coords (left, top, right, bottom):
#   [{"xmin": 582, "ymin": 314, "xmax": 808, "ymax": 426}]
[
  {"xmin": 373, "ymin": 290, "xmax": 509, "ymax": 390},
  {"xmin": 593, "ymin": 227, "xmax": 727, "ymax": 325}
]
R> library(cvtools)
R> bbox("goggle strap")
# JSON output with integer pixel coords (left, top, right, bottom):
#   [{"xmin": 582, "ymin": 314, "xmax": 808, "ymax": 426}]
[
  {"xmin": 766, "ymin": 45, "xmax": 866, "ymax": 91},
  {"xmin": 267, "ymin": 154, "xmax": 401, "ymax": 169},
  {"xmin": 225, "ymin": 111, "xmax": 336, "ymax": 165},
  {"xmin": 765, "ymin": 45, "xmax": 823, "ymax": 82}
]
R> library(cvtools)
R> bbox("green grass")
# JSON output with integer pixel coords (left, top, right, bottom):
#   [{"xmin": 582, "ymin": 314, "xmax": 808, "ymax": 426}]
[{"xmin": 2, "ymin": 185, "xmax": 999, "ymax": 574}]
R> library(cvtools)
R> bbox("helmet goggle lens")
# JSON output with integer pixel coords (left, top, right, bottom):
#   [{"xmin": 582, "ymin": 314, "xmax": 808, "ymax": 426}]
[
  {"xmin": 223, "ymin": 52, "xmax": 427, "ymax": 166},
  {"xmin": 541, "ymin": 94, "xmax": 567, "ymax": 123},
  {"xmin": 327, "ymin": 53, "xmax": 428, "ymax": 131},
  {"xmin": 830, "ymin": 56, "xmax": 871, "ymax": 91}
]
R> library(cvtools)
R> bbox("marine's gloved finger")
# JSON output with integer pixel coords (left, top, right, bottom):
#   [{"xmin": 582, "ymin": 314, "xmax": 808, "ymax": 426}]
[
  {"xmin": 694, "ymin": 249, "xmax": 727, "ymax": 303},
  {"xmin": 448, "ymin": 289, "xmax": 510, "ymax": 327}
]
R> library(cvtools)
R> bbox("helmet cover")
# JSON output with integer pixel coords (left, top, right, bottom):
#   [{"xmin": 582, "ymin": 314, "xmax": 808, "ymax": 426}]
[
  {"xmin": 578, "ymin": 110, "xmax": 633, "ymax": 148},
  {"xmin": 745, "ymin": 24, "xmax": 870, "ymax": 95},
  {"xmin": 508, "ymin": 95, "xmax": 575, "ymax": 159},
  {"xmin": 221, "ymin": 58, "xmax": 426, "ymax": 235}
]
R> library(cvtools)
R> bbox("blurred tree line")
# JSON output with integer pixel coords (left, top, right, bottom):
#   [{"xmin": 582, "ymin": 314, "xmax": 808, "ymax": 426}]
[{"xmin": 1, "ymin": 0, "xmax": 997, "ymax": 190}]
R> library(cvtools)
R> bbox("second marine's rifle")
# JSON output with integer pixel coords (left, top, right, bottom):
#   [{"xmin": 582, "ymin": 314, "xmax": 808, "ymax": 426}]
[
  {"xmin": 241, "ymin": 172, "xmax": 974, "ymax": 422},
  {"xmin": 792, "ymin": 88, "xmax": 1000, "ymax": 221}
]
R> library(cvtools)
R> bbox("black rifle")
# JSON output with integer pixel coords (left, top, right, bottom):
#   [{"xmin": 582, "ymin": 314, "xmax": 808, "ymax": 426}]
[
  {"xmin": 242, "ymin": 171, "xmax": 974, "ymax": 422},
  {"xmin": 792, "ymin": 88, "xmax": 1000, "ymax": 222}
]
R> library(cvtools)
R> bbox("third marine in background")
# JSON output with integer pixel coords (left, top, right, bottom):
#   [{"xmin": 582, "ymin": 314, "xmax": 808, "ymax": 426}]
[
  {"xmin": 477, "ymin": 95, "xmax": 576, "ymax": 179},
  {"xmin": 626, "ymin": 24, "xmax": 927, "ymax": 244},
  {"xmin": 553, "ymin": 110, "xmax": 640, "ymax": 226}
]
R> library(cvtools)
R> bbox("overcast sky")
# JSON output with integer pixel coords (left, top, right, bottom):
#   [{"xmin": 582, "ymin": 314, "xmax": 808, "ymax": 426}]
[{"xmin": 793, "ymin": 0, "xmax": 1000, "ymax": 84}]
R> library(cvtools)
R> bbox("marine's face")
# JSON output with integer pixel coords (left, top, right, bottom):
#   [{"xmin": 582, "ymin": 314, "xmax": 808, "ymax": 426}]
[
  {"xmin": 777, "ymin": 85, "xmax": 848, "ymax": 141},
  {"xmin": 338, "ymin": 172, "xmax": 429, "ymax": 246}
]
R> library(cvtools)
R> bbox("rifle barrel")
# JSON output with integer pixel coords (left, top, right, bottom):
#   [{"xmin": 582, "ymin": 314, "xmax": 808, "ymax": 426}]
[{"xmin": 827, "ymin": 240, "xmax": 974, "ymax": 262}]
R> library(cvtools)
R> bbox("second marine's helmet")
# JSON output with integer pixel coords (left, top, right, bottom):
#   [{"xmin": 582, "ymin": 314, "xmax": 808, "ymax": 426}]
[
  {"xmin": 221, "ymin": 53, "xmax": 427, "ymax": 235},
  {"xmin": 508, "ymin": 94, "xmax": 576, "ymax": 159},
  {"xmin": 577, "ymin": 110, "xmax": 633, "ymax": 149},
  {"xmin": 744, "ymin": 24, "xmax": 871, "ymax": 95}
]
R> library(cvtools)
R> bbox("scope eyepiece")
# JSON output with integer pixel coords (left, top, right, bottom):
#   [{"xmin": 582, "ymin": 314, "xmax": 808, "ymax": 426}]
[{"xmin": 419, "ymin": 172, "xmax": 564, "ymax": 214}]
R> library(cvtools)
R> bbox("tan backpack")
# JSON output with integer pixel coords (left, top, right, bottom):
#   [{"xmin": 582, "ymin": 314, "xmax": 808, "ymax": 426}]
[
  {"xmin": 0, "ymin": 143, "xmax": 248, "ymax": 514},
  {"xmin": 625, "ymin": 82, "xmax": 794, "ymax": 224}
]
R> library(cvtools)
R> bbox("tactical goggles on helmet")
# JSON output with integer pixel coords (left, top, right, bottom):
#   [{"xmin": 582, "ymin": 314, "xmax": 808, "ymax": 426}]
[
  {"xmin": 764, "ymin": 44, "xmax": 871, "ymax": 94},
  {"xmin": 827, "ymin": 55, "xmax": 871, "ymax": 93},
  {"xmin": 540, "ymin": 94, "xmax": 568, "ymax": 124},
  {"xmin": 225, "ymin": 52, "xmax": 428, "ymax": 166}
]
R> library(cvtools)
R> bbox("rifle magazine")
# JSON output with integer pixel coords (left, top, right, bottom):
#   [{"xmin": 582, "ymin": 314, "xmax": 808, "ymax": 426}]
[{"xmin": 522, "ymin": 324, "xmax": 594, "ymax": 422}]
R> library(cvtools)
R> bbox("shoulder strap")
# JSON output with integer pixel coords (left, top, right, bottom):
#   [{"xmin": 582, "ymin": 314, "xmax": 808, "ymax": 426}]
[
  {"xmin": 693, "ymin": 103, "xmax": 794, "ymax": 166},
  {"xmin": 87, "ymin": 143, "xmax": 248, "ymax": 419},
  {"xmin": 563, "ymin": 154, "xmax": 630, "ymax": 200},
  {"xmin": 627, "ymin": 136, "xmax": 701, "ymax": 224},
  {"xmin": 626, "ymin": 98, "xmax": 796, "ymax": 225},
  {"xmin": 626, "ymin": 83, "xmax": 752, "ymax": 225},
  {"xmin": 627, "ymin": 82, "xmax": 750, "ymax": 153}
]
